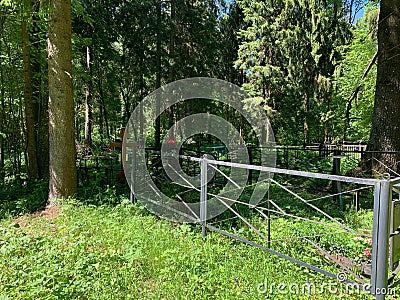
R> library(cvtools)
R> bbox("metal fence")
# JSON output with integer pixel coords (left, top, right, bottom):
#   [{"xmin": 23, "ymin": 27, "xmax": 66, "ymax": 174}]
[
  {"xmin": 77, "ymin": 143, "xmax": 400, "ymax": 187},
  {"xmin": 190, "ymin": 156, "xmax": 399, "ymax": 300},
  {"xmin": 132, "ymin": 152, "xmax": 400, "ymax": 300}
]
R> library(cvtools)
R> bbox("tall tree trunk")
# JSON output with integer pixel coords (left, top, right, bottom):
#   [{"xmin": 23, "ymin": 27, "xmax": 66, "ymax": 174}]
[
  {"xmin": 84, "ymin": 44, "xmax": 93, "ymax": 147},
  {"xmin": 155, "ymin": 0, "xmax": 162, "ymax": 149},
  {"xmin": 344, "ymin": 51, "xmax": 378, "ymax": 141},
  {"xmin": 0, "ymin": 70, "xmax": 4, "ymax": 184},
  {"xmin": 347, "ymin": 0, "xmax": 354, "ymax": 24},
  {"xmin": 120, "ymin": 85, "xmax": 130, "ymax": 125},
  {"xmin": 0, "ymin": 13, "xmax": 4, "ymax": 184},
  {"xmin": 368, "ymin": 0, "xmax": 400, "ymax": 174},
  {"xmin": 18, "ymin": 83, "xmax": 25, "ymax": 183},
  {"xmin": 22, "ymin": 0, "xmax": 48, "ymax": 179},
  {"xmin": 303, "ymin": 92, "xmax": 309, "ymax": 147},
  {"xmin": 22, "ymin": 0, "xmax": 39, "ymax": 179},
  {"xmin": 37, "ymin": 84, "xmax": 49, "ymax": 179},
  {"xmin": 139, "ymin": 71, "xmax": 144, "ymax": 139},
  {"xmin": 168, "ymin": 0, "xmax": 175, "ymax": 136},
  {"xmin": 139, "ymin": 31, "xmax": 145, "ymax": 139},
  {"xmin": 97, "ymin": 71, "xmax": 110, "ymax": 140},
  {"xmin": 48, "ymin": 0, "xmax": 77, "ymax": 200}
]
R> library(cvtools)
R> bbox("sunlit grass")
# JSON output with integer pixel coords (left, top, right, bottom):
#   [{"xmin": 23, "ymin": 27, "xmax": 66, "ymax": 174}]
[{"xmin": 0, "ymin": 198, "xmax": 383, "ymax": 299}]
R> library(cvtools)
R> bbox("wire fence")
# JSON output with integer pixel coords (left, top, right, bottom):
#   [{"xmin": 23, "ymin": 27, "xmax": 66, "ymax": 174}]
[{"xmin": 135, "ymin": 152, "xmax": 400, "ymax": 300}]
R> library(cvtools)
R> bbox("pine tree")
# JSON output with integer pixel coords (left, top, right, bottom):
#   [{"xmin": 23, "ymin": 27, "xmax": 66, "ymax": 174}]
[
  {"xmin": 236, "ymin": 0, "xmax": 351, "ymax": 145},
  {"xmin": 48, "ymin": 0, "xmax": 77, "ymax": 200},
  {"xmin": 368, "ymin": 0, "xmax": 400, "ymax": 174}
]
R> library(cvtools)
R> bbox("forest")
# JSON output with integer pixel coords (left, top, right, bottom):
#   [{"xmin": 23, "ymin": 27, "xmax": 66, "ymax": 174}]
[
  {"xmin": 1, "ymin": 0, "xmax": 400, "ymax": 299},
  {"xmin": 0, "ymin": 0, "xmax": 399, "ymax": 201}
]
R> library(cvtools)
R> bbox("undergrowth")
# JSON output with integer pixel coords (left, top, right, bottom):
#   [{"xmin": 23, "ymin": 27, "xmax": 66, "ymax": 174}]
[
  {"xmin": 0, "ymin": 199, "xmax": 384, "ymax": 299},
  {"xmin": 0, "ymin": 164, "xmax": 390, "ymax": 299}
]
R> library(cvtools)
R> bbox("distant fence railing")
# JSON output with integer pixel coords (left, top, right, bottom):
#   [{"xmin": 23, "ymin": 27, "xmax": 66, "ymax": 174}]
[
  {"xmin": 76, "ymin": 143, "xmax": 400, "ymax": 187},
  {"xmin": 243, "ymin": 145, "xmax": 400, "ymax": 185}
]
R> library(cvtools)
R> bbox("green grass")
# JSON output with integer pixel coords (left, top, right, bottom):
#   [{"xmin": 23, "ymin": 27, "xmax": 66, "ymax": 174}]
[{"xmin": 0, "ymin": 198, "xmax": 385, "ymax": 300}]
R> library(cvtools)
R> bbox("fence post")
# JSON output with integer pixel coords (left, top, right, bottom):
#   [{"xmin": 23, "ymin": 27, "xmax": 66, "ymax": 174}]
[
  {"xmin": 200, "ymin": 156, "xmax": 208, "ymax": 236},
  {"xmin": 371, "ymin": 180, "xmax": 391, "ymax": 300}
]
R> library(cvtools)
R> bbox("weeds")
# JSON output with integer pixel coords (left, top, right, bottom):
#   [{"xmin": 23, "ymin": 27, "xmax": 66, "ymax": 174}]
[
  {"xmin": 0, "ymin": 199, "xmax": 380, "ymax": 299},
  {"xmin": 0, "ymin": 165, "xmax": 384, "ymax": 299}
]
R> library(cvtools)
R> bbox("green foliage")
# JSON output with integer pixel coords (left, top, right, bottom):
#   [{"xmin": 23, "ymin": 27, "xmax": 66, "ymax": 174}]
[
  {"xmin": 236, "ymin": 0, "xmax": 352, "ymax": 145},
  {"xmin": 334, "ymin": 3, "xmax": 378, "ymax": 142},
  {"xmin": 0, "ymin": 0, "xmax": 12, "ymax": 6},
  {"xmin": 0, "ymin": 0, "xmax": 384, "ymax": 188},
  {"xmin": 0, "ymin": 201, "xmax": 378, "ymax": 299},
  {"xmin": 69, "ymin": 0, "xmax": 229, "ymax": 147},
  {"xmin": 0, "ymin": 180, "xmax": 48, "ymax": 219},
  {"xmin": 78, "ymin": 184, "xmax": 130, "ymax": 207}
]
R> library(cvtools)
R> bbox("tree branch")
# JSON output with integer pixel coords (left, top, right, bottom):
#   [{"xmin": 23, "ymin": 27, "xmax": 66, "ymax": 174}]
[{"xmin": 343, "ymin": 50, "xmax": 377, "ymax": 140}]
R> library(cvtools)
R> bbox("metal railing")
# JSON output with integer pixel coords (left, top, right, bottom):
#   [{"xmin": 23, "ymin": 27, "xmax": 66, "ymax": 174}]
[{"xmin": 170, "ymin": 155, "xmax": 399, "ymax": 300}]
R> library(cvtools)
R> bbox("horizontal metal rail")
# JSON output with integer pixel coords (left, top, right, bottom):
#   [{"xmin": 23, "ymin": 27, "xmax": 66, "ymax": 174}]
[
  {"xmin": 180, "ymin": 154, "xmax": 379, "ymax": 186},
  {"xmin": 205, "ymin": 223, "xmax": 369, "ymax": 293}
]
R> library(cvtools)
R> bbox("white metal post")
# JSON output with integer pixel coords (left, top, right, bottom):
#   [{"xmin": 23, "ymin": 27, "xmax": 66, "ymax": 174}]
[
  {"xmin": 200, "ymin": 156, "xmax": 208, "ymax": 236},
  {"xmin": 371, "ymin": 180, "xmax": 391, "ymax": 300}
]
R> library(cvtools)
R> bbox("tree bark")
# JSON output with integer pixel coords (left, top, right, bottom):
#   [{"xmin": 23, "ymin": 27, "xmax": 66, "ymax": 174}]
[
  {"xmin": 0, "ymin": 68, "xmax": 4, "ymax": 184},
  {"xmin": 0, "ymin": 15, "xmax": 4, "ymax": 184},
  {"xmin": 37, "ymin": 83, "xmax": 49, "ymax": 179},
  {"xmin": 97, "ymin": 69, "xmax": 110, "ymax": 140},
  {"xmin": 155, "ymin": 0, "xmax": 162, "ymax": 149},
  {"xmin": 168, "ymin": 0, "xmax": 176, "ymax": 136},
  {"xmin": 22, "ymin": 0, "xmax": 49, "ymax": 179},
  {"xmin": 344, "ymin": 51, "xmax": 377, "ymax": 141},
  {"xmin": 368, "ymin": 0, "xmax": 400, "ymax": 174},
  {"xmin": 48, "ymin": 0, "xmax": 77, "ymax": 200},
  {"xmin": 303, "ymin": 92, "xmax": 309, "ymax": 147}
]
